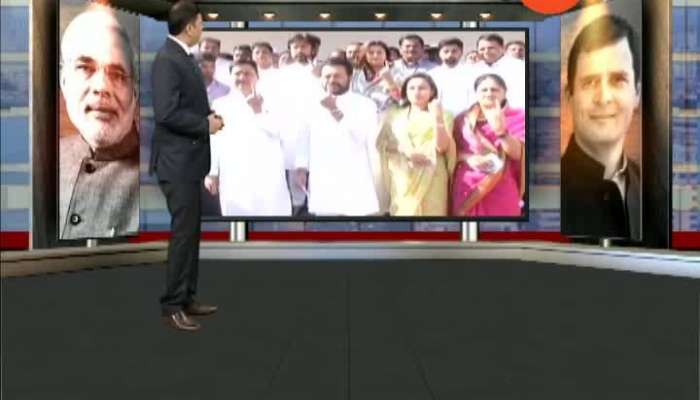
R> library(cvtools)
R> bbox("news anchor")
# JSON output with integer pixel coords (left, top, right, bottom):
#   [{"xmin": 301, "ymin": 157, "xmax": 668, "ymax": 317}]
[{"xmin": 151, "ymin": 0, "xmax": 223, "ymax": 332}]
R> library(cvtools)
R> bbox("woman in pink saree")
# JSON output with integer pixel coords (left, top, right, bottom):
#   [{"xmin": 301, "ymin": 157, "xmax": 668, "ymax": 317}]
[{"xmin": 452, "ymin": 73, "xmax": 525, "ymax": 216}]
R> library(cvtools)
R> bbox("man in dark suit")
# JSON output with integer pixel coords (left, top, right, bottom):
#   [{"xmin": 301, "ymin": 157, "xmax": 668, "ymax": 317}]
[
  {"xmin": 151, "ymin": 0, "xmax": 223, "ymax": 332},
  {"xmin": 561, "ymin": 15, "xmax": 641, "ymax": 241}
]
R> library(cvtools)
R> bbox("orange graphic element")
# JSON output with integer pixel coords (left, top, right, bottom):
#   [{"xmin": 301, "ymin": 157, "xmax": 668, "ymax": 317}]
[{"xmin": 523, "ymin": 0, "xmax": 579, "ymax": 14}]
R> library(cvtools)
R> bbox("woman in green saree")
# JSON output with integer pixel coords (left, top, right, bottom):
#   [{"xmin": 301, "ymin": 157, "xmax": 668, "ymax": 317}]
[{"xmin": 377, "ymin": 72, "xmax": 457, "ymax": 216}]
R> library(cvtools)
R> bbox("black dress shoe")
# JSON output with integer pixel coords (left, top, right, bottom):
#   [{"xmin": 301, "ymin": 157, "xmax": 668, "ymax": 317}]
[
  {"xmin": 163, "ymin": 310, "xmax": 201, "ymax": 332},
  {"xmin": 184, "ymin": 302, "xmax": 218, "ymax": 316}
]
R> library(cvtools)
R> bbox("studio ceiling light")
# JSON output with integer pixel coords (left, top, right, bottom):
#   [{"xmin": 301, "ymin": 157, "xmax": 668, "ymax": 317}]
[
  {"xmin": 430, "ymin": 13, "xmax": 443, "ymax": 20},
  {"xmin": 479, "ymin": 12, "xmax": 492, "ymax": 20},
  {"xmin": 319, "ymin": 12, "xmax": 331, "ymax": 19},
  {"xmin": 374, "ymin": 12, "xmax": 387, "ymax": 20},
  {"xmin": 206, "ymin": 13, "xmax": 219, "ymax": 20},
  {"xmin": 263, "ymin": 12, "xmax": 276, "ymax": 20}
]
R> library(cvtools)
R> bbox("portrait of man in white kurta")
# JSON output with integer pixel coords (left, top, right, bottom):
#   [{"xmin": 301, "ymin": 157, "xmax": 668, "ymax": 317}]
[{"xmin": 293, "ymin": 57, "xmax": 380, "ymax": 216}]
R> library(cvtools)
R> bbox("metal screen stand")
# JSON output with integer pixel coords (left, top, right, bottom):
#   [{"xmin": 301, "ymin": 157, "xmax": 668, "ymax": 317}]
[
  {"xmin": 461, "ymin": 222, "xmax": 479, "ymax": 243},
  {"xmin": 230, "ymin": 222, "xmax": 246, "ymax": 242}
]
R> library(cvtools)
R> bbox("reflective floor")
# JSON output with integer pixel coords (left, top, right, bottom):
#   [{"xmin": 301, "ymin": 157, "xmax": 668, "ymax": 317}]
[{"xmin": 2, "ymin": 260, "xmax": 698, "ymax": 399}]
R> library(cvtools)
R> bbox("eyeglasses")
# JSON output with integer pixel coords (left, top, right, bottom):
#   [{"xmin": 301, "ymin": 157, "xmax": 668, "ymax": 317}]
[{"xmin": 68, "ymin": 57, "xmax": 132, "ymax": 87}]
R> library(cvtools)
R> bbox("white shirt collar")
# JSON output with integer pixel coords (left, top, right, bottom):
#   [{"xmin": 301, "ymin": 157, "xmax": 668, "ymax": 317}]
[{"xmin": 168, "ymin": 35, "xmax": 192, "ymax": 56}]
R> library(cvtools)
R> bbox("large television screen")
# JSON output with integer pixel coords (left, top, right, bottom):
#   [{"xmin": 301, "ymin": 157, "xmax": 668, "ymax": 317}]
[
  {"xmin": 58, "ymin": 1, "xmax": 140, "ymax": 239},
  {"xmin": 195, "ymin": 29, "xmax": 528, "ymax": 221}
]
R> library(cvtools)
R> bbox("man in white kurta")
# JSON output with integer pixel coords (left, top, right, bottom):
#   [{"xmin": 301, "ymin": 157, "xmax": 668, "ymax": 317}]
[
  {"xmin": 275, "ymin": 34, "xmax": 324, "ymax": 210},
  {"xmin": 205, "ymin": 60, "xmax": 291, "ymax": 216},
  {"xmin": 472, "ymin": 33, "xmax": 526, "ymax": 109},
  {"xmin": 293, "ymin": 59, "xmax": 379, "ymax": 216},
  {"xmin": 198, "ymin": 37, "xmax": 232, "ymax": 86},
  {"xmin": 429, "ymin": 37, "xmax": 475, "ymax": 116}
]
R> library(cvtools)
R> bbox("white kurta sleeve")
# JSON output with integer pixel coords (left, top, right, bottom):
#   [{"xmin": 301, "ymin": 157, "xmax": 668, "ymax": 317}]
[
  {"xmin": 340, "ymin": 98, "xmax": 378, "ymax": 147},
  {"xmin": 294, "ymin": 118, "xmax": 311, "ymax": 170},
  {"xmin": 208, "ymin": 134, "xmax": 221, "ymax": 176},
  {"xmin": 253, "ymin": 105, "xmax": 281, "ymax": 140}
]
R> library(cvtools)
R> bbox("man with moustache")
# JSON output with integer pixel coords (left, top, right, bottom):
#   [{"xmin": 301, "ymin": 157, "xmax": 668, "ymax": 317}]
[
  {"xmin": 59, "ymin": 6, "xmax": 139, "ymax": 239},
  {"xmin": 473, "ymin": 33, "xmax": 525, "ymax": 108},
  {"xmin": 390, "ymin": 34, "xmax": 436, "ymax": 85},
  {"xmin": 206, "ymin": 60, "xmax": 291, "ymax": 216},
  {"xmin": 429, "ymin": 37, "xmax": 474, "ymax": 116},
  {"xmin": 345, "ymin": 42, "xmax": 363, "ymax": 69},
  {"xmin": 198, "ymin": 37, "xmax": 232, "ymax": 85},
  {"xmin": 561, "ymin": 15, "xmax": 641, "ymax": 240},
  {"xmin": 293, "ymin": 58, "xmax": 379, "ymax": 216},
  {"xmin": 151, "ymin": 0, "xmax": 223, "ymax": 331},
  {"xmin": 505, "ymin": 40, "xmax": 526, "ymax": 60},
  {"xmin": 277, "ymin": 33, "xmax": 323, "ymax": 214},
  {"xmin": 251, "ymin": 41, "xmax": 280, "ymax": 98}
]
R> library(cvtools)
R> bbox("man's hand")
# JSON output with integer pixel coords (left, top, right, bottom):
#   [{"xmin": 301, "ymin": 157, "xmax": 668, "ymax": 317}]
[
  {"xmin": 204, "ymin": 175, "xmax": 219, "ymax": 195},
  {"xmin": 208, "ymin": 113, "xmax": 224, "ymax": 134},
  {"xmin": 293, "ymin": 168, "xmax": 308, "ymax": 192},
  {"xmin": 246, "ymin": 93, "xmax": 264, "ymax": 114}
]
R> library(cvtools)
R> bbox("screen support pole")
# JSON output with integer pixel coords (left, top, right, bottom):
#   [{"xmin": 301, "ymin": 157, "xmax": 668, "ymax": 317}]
[
  {"xmin": 461, "ymin": 222, "xmax": 478, "ymax": 243},
  {"xmin": 230, "ymin": 222, "xmax": 246, "ymax": 242},
  {"xmin": 86, "ymin": 239, "xmax": 98, "ymax": 248}
]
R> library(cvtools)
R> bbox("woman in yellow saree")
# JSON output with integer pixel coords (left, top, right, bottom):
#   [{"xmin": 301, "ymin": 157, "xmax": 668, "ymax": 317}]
[{"xmin": 376, "ymin": 73, "xmax": 457, "ymax": 216}]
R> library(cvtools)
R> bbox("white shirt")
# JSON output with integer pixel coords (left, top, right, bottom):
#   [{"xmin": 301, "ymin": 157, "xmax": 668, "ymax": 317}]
[
  {"xmin": 214, "ymin": 57, "xmax": 232, "ymax": 86},
  {"xmin": 255, "ymin": 67, "xmax": 282, "ymax": 100},
  {"xmin": 429, "ymin": 63, "xmax": 476, "ymax": 116},
  {"xmin": 473, "ymin": 56, "xmax": 526, "ymax": 109},
  {"xmin": 390, "ymin": 58, "xmax": 437, "ymax": 85},
  {"xmin": 209, "ymin": 91, "xmax": 291, "ymax": 216},
  {"xmin": 295, "ymin": 91, "xmax": 380, "ymax": 216},
  {"xmin": 274, "ymin": 63, "xmax": 323, "ymax": 170}
]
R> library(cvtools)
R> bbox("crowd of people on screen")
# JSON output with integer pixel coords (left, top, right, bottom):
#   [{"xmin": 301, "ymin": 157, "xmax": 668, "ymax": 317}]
[{"xmin": 194, "ymin": 32, "xmax": 526, "ymax": 217}]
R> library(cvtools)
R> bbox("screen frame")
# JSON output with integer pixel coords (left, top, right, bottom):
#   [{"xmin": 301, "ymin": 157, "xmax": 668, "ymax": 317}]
[{"xmin": 203, "ymin": 26, "xmax": 531, "ymax": 223}]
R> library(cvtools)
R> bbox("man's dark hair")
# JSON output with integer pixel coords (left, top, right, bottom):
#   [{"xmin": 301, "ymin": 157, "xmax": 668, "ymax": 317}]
[
  {"xmin": 232, "ymin": 59, "xmax": 259, "ymax": 77},
  {"xmin": 252, "ymin": 41, "xmax": 273, "ymax": 53},
  {"xmin": 399, "ymin": 34, "xmax": 425, "ymax": 47},
  {"xmin": 199, "ymin": 37, "xmax": 220, "ymax": 49},
  {"xmin": 196, "ymin": 52, "xmax": 217, "ymax": 64},
  {"xmin": 287, "ymin": 33, "xmax": 312, "ymax": 50},
  {"xmin": 505, "ymin": 40, "xmax": 525, "ymax": 49},
  {"xmin": 400, "ymin": 72, "xmax": 438, "ymax": 103},
  {"xmin": 233, "ymin": 44, "xmax": 253, "ymax": 58},
  {"xmin": 476, "ymin": 33, "xmax": 504, "ymax": 48},
  {"xmin": 323, "ymin": 56, "xmax": 353, "ymax": 77},
  {"xmin": 566, "ymin": 15, "xmax": 640, "ymax": 95},
  {"xmin": 167, "ymin": 1, "xmax": 200, "ymax": 36},
  {"xmin": 438, "ymin": 37, "xmax": 464, "ymax": 51},
  {"xmin": 307, "ymin": 34, "xmax": 321, "ymax": 49}
]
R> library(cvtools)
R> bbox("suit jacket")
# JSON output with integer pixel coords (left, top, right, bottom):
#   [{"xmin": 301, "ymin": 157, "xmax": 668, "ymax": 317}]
[
  {"xmin": 561, "ymin": 137, "xmax": 641, "ymax": 240},
  {"xmin": 150, "ymin": 38, "xmax": 210, "ymax": 182}
]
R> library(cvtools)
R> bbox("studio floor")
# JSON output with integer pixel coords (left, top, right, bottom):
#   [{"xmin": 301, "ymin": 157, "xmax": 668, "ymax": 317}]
[{"xmin": 2, "ymin": 259, "xmax": 698, "ymax": 399}]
